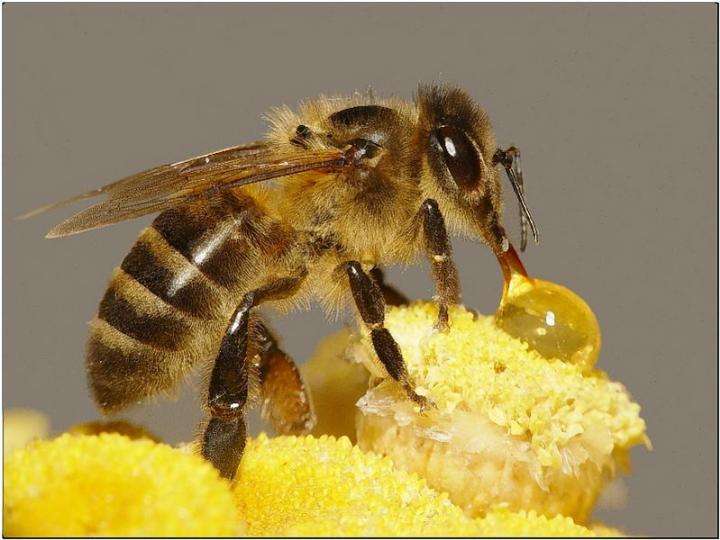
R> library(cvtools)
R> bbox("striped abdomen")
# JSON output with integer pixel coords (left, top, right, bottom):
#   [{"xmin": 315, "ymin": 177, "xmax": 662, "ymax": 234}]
[{"xmin": 87, "ymin": 192, "xmax": 289, "ymax": 412}]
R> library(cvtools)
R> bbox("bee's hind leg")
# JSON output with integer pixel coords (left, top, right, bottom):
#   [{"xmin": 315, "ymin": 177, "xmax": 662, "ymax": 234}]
[
  {"xmin": 202, "ymin": 416, "xmax": 247, "ymax": 481},
  {"xmin": 201, "ymin": 272, "xmax": 306, "ymax": 479},
  {"xmin": 345, "ymin": 261, "xmax": 433, "ymax": 411},
  {"xmin": 254, "ymin": 320, "xmax": 316, "ymax": 435}
]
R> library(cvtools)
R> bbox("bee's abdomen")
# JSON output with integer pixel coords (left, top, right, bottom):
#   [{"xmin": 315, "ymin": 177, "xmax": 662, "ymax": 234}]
[
  {"xmin": 86, "ymin": 320, "xmax": 197, "ymax": 413},
  {"xmin": 98, "ymin": 281, "xmax": 190, "ymax": 351},
  {"xmin": 87, "ymin": 229, "xmax": 226, "ymax": 412},
  {"xmin": 119, "ymin": 238, "xmax": 217, "ymax": 319},
  {"xmin": 151, "ymin": 196, "xmax": 258, "ymax": 290},
  {"xmin": 87, "ymin": 194, "xmax": 281, "ymax": 413}
]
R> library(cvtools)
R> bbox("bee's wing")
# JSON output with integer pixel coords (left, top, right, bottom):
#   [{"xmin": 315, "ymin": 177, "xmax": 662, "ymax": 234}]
[
  {"xmin": 17, "ymin": 142, "xmax": 271, "ymax": 221},
  {"xmin": 20, "ymin": 142, "xmax": 347, "ymax": 238}
]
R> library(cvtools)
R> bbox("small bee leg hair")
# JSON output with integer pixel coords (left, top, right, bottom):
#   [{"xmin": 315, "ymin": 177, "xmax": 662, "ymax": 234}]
[
  {"xmin": 201, "ymin": 271, "xmax": 307, "ymax": 479},
  {"xmin": 369, "ymin": 267, "xmax": 410, "ymax": 306},
  {"xmin": 254, "ymin": 319, "xmax": 316, "ymax": 435},
  {"xmin": 345, "ymin": 261, "xmax": 433, "ymax": 411},
  {"xmin": 420, "ymin": 199, "xmax": 460, "ymax": 332}
]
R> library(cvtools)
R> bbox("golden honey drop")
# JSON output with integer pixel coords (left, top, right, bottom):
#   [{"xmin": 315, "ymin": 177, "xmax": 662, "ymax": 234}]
[{"xmin": 494, "ymin": 249, "xmax": 601, "ymax": 371}]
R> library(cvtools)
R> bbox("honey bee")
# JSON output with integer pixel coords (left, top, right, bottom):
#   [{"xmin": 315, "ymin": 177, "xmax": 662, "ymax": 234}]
[{"xmin": 22, "ymin": 84, "xmax": 538, "ymax": 479}]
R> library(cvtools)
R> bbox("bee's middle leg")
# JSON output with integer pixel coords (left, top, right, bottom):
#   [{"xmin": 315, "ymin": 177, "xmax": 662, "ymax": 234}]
[
  {"xmin": 201, "ymin": 272, "xmax": 306, "ymax": 479},
  {"xmin": 345, "ymin": 261, "xmax": 432, "ymax": 410}
]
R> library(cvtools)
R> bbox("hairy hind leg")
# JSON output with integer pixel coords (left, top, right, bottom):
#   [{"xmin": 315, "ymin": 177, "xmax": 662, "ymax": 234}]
[
  {"xmin": 200, "ymin": 272, "xmax": 306, "ymax": 479},
  {"xmin": 253, "ymin": 320, "xmax": 315, "ymax": 435}
]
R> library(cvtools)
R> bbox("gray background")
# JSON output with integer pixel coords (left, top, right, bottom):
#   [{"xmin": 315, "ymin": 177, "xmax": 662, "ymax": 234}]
[{"xmin": 4, "ymin": 4, "xmax": 717, "ymax": 536}]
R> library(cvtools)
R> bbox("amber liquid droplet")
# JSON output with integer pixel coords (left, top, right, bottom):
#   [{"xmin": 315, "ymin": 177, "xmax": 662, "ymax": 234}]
[{"xmin": 494, "ymin": 251, "xmax": 601, "ymax": 371}]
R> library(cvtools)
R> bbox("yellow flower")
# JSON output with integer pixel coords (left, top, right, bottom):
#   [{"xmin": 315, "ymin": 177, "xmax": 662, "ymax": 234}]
[
  {"xmin": 3, "ymin": 424, "xmax": 621, "ymax": 536},
  {"xmin": 4, "ymin": 433, "xmax": 241, "ymax": 537},
  {"xmin": 235, "ymin": 433, "xmax": 477, "ymax": 536},
  {"xmin": 478, "ymin": 508, "xmax": 605, "ymax": 537},
  {"xmin": 234, "ymin": 433, "xmax": 606, "ymax": 537},
  {"xmin": 300, "ymin": 328, "xmax": 369, "ymax": 440},
  {"xmin": 324, "ymin": 301, "xmax": 649, "ymax": 522}
]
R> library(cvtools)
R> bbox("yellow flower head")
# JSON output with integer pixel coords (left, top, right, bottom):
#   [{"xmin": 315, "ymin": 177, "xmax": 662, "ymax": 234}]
[
  {"xmin": 339, "ymin": 302, "xmax": 649, "ymax": 521},
  {"xmin": 3, "ymin": 423, "xmax": 620, "ymax": 536},
  {"xmin": 300, "ymin": 328, "xmax": 370, "ymax": 440},
  {"xmin": 234, "ymin": 433, "xmax": 607, "ymax": 536},
  {"xmin": 4, "ymin": 433, "xmax": 241, "ymax": 537},
  {"xmin": 235, "ymin": 433, "xmax": 477, "ymax": 536},
  {"xmin": 358, "ymin": 302, "xmax": 648, "ymax": 462},
  {"xmin": 477, "ymin": 508, "xmax": 599, "ymax": 537}
]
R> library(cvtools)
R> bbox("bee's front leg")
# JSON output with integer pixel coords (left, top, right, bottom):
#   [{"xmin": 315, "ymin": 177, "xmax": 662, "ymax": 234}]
[
  {"xmin": 201, "ymin": 272, "xmax": 306, "ymax": 479},
  {"xmin": 345, "ymin": 261, "xmax": 433, "ymax": 411},
  {"xmin": 420, "ymin": 199, "xmax": 460, "ymax": 331}
]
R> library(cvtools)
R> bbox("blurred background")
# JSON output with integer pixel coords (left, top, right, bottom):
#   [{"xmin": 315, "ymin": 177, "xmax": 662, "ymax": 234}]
[{"xmin": 4, "ymin": 4, "xmax": 717, "ymax": 536}]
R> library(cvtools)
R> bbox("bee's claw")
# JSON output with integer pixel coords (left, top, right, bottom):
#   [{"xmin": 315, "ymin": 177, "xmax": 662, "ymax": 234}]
[
  {"xmin": 415, "ymin": 394, "xmax": 436, "ymax": 413},
  {"xmin": 434, "ymin": 303, "xmax": 452, "ymax": 333},
  {"xmin": 404, "ymin": 385, "xmax": 435, "ymax": 412}
]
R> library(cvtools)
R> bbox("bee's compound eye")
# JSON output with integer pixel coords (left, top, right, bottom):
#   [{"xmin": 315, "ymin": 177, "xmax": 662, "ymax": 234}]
[{"xmin": 430, "ymin": 125, "xmax": 481, "ymax": 190}]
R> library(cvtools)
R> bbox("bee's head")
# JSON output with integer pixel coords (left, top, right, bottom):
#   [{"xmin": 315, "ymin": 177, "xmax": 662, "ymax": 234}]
[{"xmin": 416, "ymin": 84, "xmax": 518, "ymax": 254}]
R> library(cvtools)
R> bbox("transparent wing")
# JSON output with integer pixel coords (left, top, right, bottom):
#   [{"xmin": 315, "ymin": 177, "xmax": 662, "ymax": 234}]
[
  {"xmin": 19, "ymin": 142, "xmax": 347, "ymax": 238},
  {"xmin": 18, "ymin": 142, "xmax": 271, "ymax": 220}
]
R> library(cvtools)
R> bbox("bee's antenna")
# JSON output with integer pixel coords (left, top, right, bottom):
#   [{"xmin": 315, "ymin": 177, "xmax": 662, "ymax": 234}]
[{"xmin": 493, "ymin": 147, "xmax": 539, "ymax": 251}]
